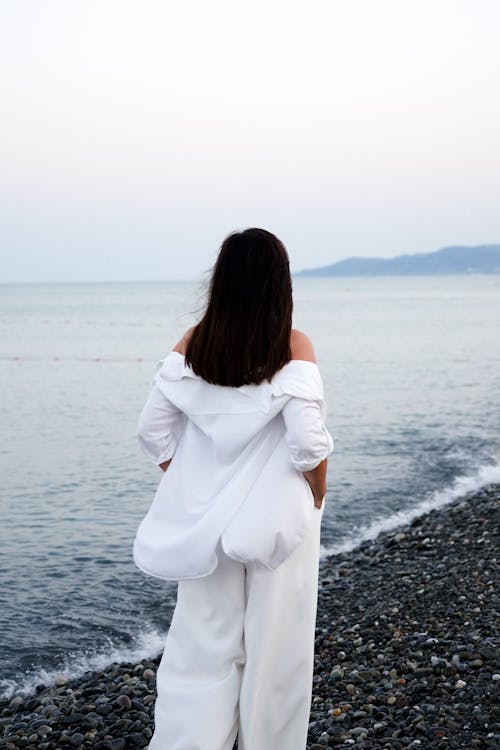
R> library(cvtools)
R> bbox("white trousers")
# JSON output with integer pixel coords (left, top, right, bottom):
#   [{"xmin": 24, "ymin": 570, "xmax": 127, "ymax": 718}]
[{"xmin": 148, "ymin": 504, "xmax": 324, "ymax": 750}]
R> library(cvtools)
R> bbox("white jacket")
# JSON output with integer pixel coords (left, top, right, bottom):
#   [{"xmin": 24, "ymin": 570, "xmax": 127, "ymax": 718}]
[{"xmin": 133, "ymin": 351, "xmax": 334, "ymax": 580}]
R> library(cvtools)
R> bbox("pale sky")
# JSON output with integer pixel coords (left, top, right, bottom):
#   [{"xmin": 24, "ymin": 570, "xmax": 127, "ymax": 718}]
[{"xmin": 1, "ymin": 0, "xmax": 499, "ymax": 282}]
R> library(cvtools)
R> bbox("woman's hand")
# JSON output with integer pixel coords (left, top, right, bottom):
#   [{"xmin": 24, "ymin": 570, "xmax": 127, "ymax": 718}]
[
  {"xmin": 310, "ymin": 484, "xmax": 326, "ymax": 510},
  {"xmin": 312, "ymin": 485, "xmax": 327, "ymax": 510},
  {"xmin": 303, "ymin": 458, "xmax": 327, "ymax": 509}
]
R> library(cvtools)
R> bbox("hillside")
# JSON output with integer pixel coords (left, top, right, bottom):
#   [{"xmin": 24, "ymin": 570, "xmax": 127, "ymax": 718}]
[{"xmin": 296, "ymin": 244, "xmax": 500, "ymax": 276}]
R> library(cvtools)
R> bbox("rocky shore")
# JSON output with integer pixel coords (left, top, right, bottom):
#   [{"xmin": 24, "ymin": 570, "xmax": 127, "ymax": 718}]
[
  {"xmin": 1, "ymin": 484, "xmax": 498, "ymax": 750},
  {"xmin": 307, "ymin": 483, "xmax": 498, "ymax": 750}
]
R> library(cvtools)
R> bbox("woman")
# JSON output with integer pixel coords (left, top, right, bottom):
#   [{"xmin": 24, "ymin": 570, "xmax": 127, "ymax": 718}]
[{"xmin": 134, "ymin": 227, "xmax": 334, "ymax": 750}]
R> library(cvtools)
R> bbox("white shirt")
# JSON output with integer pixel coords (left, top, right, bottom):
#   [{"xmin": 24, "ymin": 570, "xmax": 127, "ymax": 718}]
[{"xmin": 133, "ymin": 350, "xmax": 334, "ymax": 580}]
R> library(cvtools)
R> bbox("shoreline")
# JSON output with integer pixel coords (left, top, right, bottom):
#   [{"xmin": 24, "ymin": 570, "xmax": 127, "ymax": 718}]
[{"xmin": 1, "ymin": 485, "xmax": 498, "ymax": 749}]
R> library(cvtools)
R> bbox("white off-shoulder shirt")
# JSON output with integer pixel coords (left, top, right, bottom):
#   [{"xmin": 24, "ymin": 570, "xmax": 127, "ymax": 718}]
[{"xmin": 133, "ymin": 351, "xmax": 334, "ymax": 580}]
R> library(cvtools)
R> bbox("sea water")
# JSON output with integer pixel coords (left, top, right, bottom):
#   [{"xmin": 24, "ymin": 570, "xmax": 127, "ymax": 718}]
[{"xmin": 1, "ymin": 275, "xmax": 499, "ymax": 696}]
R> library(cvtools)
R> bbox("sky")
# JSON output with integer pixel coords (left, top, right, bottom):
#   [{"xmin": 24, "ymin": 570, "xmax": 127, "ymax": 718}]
[{"xmin": 1, "ymin": 0, "xmax": 499, "ymax": 282}]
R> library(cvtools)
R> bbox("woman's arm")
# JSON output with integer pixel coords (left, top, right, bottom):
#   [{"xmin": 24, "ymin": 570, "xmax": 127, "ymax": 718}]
[
  {"xmin": 282, "ymin": 395, "xmax": 332, "ymax": 506},
  {"xmin": 140, "ymin": 329, "xmax": 195, "ymax": 471},
  {"xmin": 286, "ymin": 329, "xmax": 332, "ymax": 509},
  {"xmin": 137, "ymin": 384, "xmax": 184, "ymax": 470}
]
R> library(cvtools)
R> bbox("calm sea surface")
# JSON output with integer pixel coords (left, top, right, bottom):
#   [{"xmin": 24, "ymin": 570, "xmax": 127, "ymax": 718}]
[{"xmin": 1, "ymin": 276, "xmax": 499, "ymax": 696}]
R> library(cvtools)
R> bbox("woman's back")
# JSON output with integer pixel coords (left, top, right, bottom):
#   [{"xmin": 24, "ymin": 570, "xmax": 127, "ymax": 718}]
[{"xmin": 133, "ymin": 337, "xmax": 333, "ymax": 580}]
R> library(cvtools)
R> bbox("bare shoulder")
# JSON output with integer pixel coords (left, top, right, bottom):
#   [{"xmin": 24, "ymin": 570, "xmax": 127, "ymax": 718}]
[
  {"xmin": 290, "ymin": 328, "xmax": 316, "ymax": 362},
  {"xmin": 173, "ymin": 325, "xmax": 196, "ymax": 355}
]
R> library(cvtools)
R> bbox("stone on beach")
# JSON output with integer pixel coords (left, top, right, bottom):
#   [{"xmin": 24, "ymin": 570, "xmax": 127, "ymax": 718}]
[{"xmin": 0, "ymin": 484, "xmax": 498, "ymax": 750}]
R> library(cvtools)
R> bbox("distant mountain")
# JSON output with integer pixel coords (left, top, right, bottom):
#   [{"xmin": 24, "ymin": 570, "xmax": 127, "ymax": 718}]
[{"xmin": 296, "ymin": 244, "xmax": 500, "ymax": 276}]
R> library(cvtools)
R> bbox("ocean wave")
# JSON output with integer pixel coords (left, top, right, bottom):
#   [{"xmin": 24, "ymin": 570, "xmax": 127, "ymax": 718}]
[
  {"xmin": 3, "ymin": 458, "xmax": 499, "ymax": 700},
  {"xmin": 0, "ymin": 626, "xmax": 167, "ymax": 701},
  {"xmin": 319, "ymin": 457, "xmax": 500, "ymax": 560}
]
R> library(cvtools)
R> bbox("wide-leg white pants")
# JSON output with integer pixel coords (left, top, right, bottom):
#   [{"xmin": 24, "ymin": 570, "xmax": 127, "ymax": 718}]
[{"xmin": 148, "ymin": 504, "xmax": 324, "ymax": 750}]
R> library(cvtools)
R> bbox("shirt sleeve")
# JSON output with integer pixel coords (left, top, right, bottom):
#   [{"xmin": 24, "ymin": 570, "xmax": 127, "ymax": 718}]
[
  {"xmin": 137, "ymin": 382, "xmax": 185, "ymax": 467},
  {"xmin": 281, "ymin": 396, "xmax": 334, "ymax": 472}
]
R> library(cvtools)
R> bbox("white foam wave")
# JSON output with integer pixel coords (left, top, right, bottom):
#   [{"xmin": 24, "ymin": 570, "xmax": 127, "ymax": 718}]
[
  {"xmin": 319, "ymin": 459, "xmax": 500, "ymax": 560},
  {"xmin": 0, "ymin": 625, "xmax": 167, "ymax": 700},
  {"xmin": 3, "ymin": 460, "xmax": 499, "ymax": 700}
]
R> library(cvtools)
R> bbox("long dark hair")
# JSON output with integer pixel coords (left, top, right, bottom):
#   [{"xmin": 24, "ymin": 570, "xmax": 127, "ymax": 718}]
[{"xmin": 185, "ymin": 228, "xmax": 293, "ymax": 386}]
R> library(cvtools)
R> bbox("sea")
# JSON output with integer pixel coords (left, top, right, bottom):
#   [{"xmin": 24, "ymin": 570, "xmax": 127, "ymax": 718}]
[{"xmin": 1, "ymin": 275, "xmax": 499, "ymax": 698}]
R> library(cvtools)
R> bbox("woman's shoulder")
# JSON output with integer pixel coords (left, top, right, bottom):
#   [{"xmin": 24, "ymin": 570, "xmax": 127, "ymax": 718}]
[
  {"xmin": 267, "ymin": 330, "xmax": 323, "ymax": 401},
  {"xmin": 290, "ymin": 328, "xmax": 316, "ymax": 363},
  {"xmin": 172, "ymin": 326, "xmax": 196, "ymax": 355},
  {"xmin": 158, "ymin": 327, "xmax": 323, "ymax": 402},
  {"xmin": 172, "ymin": 326, "xmax": 316, "ymax": 362}
]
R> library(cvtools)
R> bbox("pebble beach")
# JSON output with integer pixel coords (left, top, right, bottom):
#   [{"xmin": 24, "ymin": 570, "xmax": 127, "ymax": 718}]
[{"xmin": 1, "ymin": 484, "xmax": 498, "ymax": 750}]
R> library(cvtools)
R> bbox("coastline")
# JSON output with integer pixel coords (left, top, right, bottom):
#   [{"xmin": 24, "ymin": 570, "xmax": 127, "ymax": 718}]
[{"xmin": 1, "ymin": 484, "xmax": 498, "ymax": 750}]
